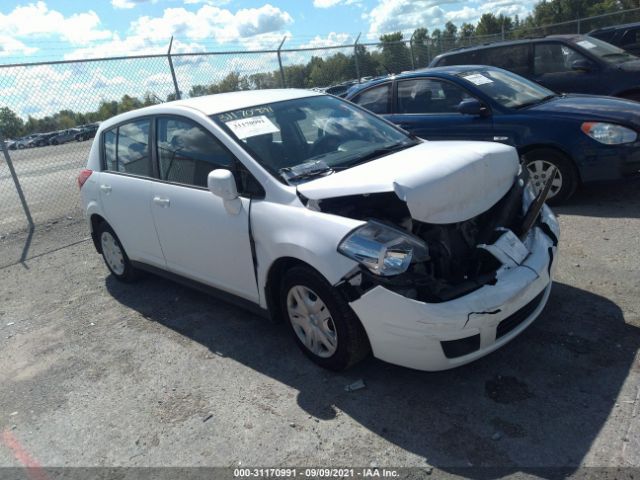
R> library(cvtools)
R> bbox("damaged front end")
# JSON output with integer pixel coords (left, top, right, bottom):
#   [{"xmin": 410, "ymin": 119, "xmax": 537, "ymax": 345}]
[{"xmin": 306, "ymin": 167, "xmax": 559, "ymax": 304}]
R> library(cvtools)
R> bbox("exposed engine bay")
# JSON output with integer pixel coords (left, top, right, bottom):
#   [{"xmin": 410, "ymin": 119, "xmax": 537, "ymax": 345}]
[{"xmin": 306, "ymin": 168, "xmax": 555, "ymax": 303}]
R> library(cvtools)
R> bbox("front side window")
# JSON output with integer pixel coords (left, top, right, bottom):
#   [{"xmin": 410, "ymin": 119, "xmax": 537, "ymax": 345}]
[
  {"xmin": 397, "ymin": 78, "xmax": 473, "ymax": 114},
  {"xmin": 351, "ymin": 84, "xmax": 391, "ymax": 114},
  {"xmin": 213, "ymin": 95, "xmax": 416, "ymax": 184},
  {"xmin": 534, "ymin": 43, "xmax": 588, "ymax": 74},
  {"xmin": 102, "ymin": 119, "xmax": 152, "ymax": 177},
  {"xmin": 457, "ymin": 68, "xmax": 555, "ymax": 109},
  {"xmin": 156, "ymin": 117, "xmax": 234, "ymax": 188}
]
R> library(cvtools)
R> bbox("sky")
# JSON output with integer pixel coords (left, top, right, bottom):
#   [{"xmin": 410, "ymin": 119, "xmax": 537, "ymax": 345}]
[
  {"xmin": 0, "ymin": 0, "xmax": 538, "ymax": 121},
  {"xmin": 0, "ymin": 0, "xmax": 538, "ymax": 62}
]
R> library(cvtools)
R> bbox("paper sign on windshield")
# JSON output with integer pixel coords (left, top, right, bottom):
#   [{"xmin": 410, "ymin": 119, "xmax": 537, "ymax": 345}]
[
  {"xmin": 226, "ymin": 115, "xmax": 280, "ymax": 139},
  {"xmin": 576, "ymin": 40, "xmax": 596, "ymax": 49},
  {"xmin": 463, "ymin": 73, "xmax": 494, "ymax": 86}
]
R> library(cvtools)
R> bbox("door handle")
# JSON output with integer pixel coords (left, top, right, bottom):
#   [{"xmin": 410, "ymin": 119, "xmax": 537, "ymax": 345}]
[
  {"xmin": 153, "ymin": 196, "xmax": 170, "ymax": 207},
  {"xmin": 100, "ymin": 184, "xmax": 112, "ymax": 193}
]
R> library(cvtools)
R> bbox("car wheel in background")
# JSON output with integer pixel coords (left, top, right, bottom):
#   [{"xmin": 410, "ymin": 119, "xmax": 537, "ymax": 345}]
[
  {"xmin": 522, "ymin": 148, "xmax": 578, "ymax": 204},
  {"xmin": 17, "ymin": 144, "xmax": 25, "ymax": 149},
  {"xmin": 97, "ymin": 222, "xmax": 139, "ymax": 282},
  {"xmin": 280, "ymin": 265, "xmax": 370, "ymax": 371},
  {"xmin": 50, "ymin": 140, "xmax": 58, "ymax": 146}
]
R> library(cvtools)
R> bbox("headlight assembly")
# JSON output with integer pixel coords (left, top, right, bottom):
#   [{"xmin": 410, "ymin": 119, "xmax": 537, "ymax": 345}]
[
  {"xmin": 338, "ymin": 220, "xmax": 429, "ymax": 276},
  {"xmin": 581, "ymin": 122, "xmax": 637, "ymax": 145}
]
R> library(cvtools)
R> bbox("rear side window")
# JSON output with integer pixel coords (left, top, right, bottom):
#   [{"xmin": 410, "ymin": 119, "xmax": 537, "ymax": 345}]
[
  {"xmin": 351, "ymin": 84, "xmax": 391, "ymax": 114},
  {"xmin": 102, "ymin": 119, "xmax": 152, "ymax": 177},
  {"xmin": 156, "ymin": 117, "xmax": 235, "ymax": 188}
]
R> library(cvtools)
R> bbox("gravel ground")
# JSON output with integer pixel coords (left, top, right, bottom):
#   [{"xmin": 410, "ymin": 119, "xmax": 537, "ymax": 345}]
[{"xmin": 0, "ymin": 178, "xmax": 639, "ymax": 476}]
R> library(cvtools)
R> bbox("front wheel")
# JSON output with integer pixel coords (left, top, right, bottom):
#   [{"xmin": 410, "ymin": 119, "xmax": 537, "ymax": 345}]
[
  {"xmin": 522, "ymin": 148, "xmax": 578, "ymax": 205},
  {"xmin": 280, "ymin": 265, "xmax": 370, "ymax": 370},
  {"xmin": 97, "ymin": 222, "xmax": 138, "ymax": 282}
]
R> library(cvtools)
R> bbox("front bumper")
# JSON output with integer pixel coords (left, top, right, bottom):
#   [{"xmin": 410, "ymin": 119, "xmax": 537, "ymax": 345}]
[
  {"xmin": 349, "ymin": 208, "xmax": 558, "ymax": 371},
  {"xmin": 577, "ymin": 141, "xmax": 640, "ymax": 183}
]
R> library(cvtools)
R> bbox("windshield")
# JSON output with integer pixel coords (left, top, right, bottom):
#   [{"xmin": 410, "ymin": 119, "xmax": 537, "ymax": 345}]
[
  {"xmin": 213, "ymin": 95, "xmax": 417, "ymax": 184},
  {"xmin": 457, "ymin": 69, "xmax": 556, "ymax": 109},
  {"xmin": 573, "ymin": 36, "xmax": 638, "ymax": 64}
]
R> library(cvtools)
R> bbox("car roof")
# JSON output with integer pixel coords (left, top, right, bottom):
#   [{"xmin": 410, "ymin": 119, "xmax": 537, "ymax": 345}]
[
  {"xmin": 345, "ymin": 65, "xmax": 503, "ymax": 95},
  {"xmin": 164, "ymin": 89, "xmax": 320, "ymax": 116},
  {"xmin": 589, "ymin": 21, "xmax": 640, "ymax": 33},
  {"xmin": 435, "ymin": 34, "xmax": 582, "ymax": 57},
  {"xmin": 98, "ymin": 89, "xmax": 323, "ymax": 131}
]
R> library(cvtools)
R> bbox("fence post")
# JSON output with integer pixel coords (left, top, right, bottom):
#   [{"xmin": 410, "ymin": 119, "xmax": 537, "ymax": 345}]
[
  {"xmin": 0, "ymin": 134, "xmax": 34, "ymax": 230},
  {"xmin": 409, "ymin": 31, "xmax": 416, "ymax": 70},
  {"xmin": 576, "ymin": 17, "xmax": 581, "ymax": 34},
  {"xmin": 353, "ymin": 33, "xmax": 361, "ymax": 82},
  {"xmin": 277, "ymin": 36, "xmax": 287, "ymax": 88},
  {"xmin": 167, "ymin": 36, "xmax": 181, "ymax": 100}
]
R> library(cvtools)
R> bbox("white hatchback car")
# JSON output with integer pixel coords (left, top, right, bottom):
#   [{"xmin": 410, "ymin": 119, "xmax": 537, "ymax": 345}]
[{"xmin": 79, "ymin": 89, "xmax": 559, "ymax": 371}]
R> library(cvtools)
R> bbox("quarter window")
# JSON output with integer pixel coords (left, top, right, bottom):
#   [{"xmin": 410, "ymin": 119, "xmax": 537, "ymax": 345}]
[
  {"xmin": 352, "ymin": 84, "xmax": 391, "ymax": 114},
  {"xmin": 156, "ymin": 117, "xmax": 235, "ymax": 188},
  {"xmin": 397, "ymin": 79, "xmax": 472, "ymax": 114},
  {"xmin": 102, "ymin": 119, "xmax": 152, "ymax": 177}
]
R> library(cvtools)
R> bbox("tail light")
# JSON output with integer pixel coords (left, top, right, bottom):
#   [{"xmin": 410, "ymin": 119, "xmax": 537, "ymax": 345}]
[{"xmin": 77, "ymin": 169, "xmax": 93, "ymax": 189}]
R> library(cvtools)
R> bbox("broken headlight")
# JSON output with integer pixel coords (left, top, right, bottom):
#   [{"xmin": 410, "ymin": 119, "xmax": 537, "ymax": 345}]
[{"xmin": 338, "ymin": 220, "xmax": 429, "ymax": 276}]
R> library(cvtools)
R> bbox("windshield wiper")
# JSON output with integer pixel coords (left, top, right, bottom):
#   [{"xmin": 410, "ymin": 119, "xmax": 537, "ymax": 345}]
[
  {"xmin": 280, "ymin": 160, "xmax": 334, "ymax": 182},
  {"xmin": 514, "ymin": 94, "xmax": 557, "ymax": 109}
]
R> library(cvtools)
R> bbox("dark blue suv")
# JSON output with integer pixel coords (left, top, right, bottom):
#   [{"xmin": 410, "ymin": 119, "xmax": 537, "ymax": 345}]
[
  {"xmin": 430, "ymin": 35, "xmax": 640, "ymax": 102},
  {"xmin": 345, "ymin": 66, "xmax": 640, "ymax": 203}
]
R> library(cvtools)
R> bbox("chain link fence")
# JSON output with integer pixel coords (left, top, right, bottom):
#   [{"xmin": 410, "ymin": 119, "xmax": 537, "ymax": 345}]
[{"xmin": 1, "ymin": 7, "xmax": 639, "ymax": 239}]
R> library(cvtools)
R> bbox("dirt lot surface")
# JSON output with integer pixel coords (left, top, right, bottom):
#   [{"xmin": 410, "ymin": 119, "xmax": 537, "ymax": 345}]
[{"xmin": 0, "ymin": 179, "xmax": 639, "ymax": 476}]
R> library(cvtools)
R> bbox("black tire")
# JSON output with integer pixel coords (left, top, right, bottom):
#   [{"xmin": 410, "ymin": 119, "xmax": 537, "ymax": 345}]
[
  {"xmin": 96, "ymin": 222, "xmax": 139, "ymax": 282},
  {"xmin": 522, "ymin": 148, "xmax": 578, "ymax": 205},
  {"xmin": 280, "ymin": 265, "xmax": 370, "ymax": 371},
  {"xmin": 17, "ymin": 144, "xmax": 25, "ymax": 149},
  {"xmin": 51, "ymin": 140, "xmax": 58, "ymax": 146}
]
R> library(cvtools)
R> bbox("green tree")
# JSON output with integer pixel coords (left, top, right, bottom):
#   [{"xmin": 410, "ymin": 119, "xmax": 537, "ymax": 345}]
[
  {"xmin": 0, "ymin": 107, "xmax": 24, "ymax": 139},
  {"xmin": 411, "ymin": 28, "xmax": 430, "ymax": 68},
  {"xmin": 379, "ymin": 32, "xmax": 412, "ymax": 74}
]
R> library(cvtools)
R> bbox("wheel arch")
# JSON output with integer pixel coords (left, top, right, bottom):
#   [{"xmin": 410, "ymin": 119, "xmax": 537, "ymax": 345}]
[
  {"xmin": 89, "ymin": 213, "xmax": 108, "ymax": 253},
  {"xmin": 518, "ymin": 144, "xmax": 582, "ymax": 184},
  {"xmin": 614, "ymin": 88, "xmax": 640, "ymax": 101},
  {"xmin": 264, "ymin": 256, "xmax": 322, "ymax": 323}
]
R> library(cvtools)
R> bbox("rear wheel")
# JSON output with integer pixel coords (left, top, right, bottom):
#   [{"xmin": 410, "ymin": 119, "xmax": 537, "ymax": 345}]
[
  {"xmin": 51, "ymin": 140, "xmax": 59, "ymax": 146},
  {"xmin": 97, "ymin": 222, "xmax": 138, "ymax": 282},
  {"xmin": 522, "ymin": 148, "xmax": 578, "ymax": 204},
  {"xmin": 280, "ymin": 265, "xmax": 370, "ymax": 370}
]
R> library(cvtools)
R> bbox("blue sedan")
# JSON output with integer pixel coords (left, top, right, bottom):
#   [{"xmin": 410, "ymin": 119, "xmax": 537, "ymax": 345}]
[{"xmin": 345, "ymin": 66, "xmax": 640, "ymax": 203}]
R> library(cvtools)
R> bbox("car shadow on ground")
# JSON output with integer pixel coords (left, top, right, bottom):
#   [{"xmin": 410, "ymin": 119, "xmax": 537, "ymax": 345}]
[
  {"xmin": 106, "ymin": 274, "xmax": 639, "ymax": 476},
  {"xmin": 554, "ymin": 176, "xmax": 640, "ymax": 219}
]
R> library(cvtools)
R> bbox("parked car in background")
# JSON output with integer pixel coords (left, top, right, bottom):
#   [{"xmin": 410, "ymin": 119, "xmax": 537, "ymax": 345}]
[
  {"xmin": 75, "ymin": 123, "xmax": 99, "ymax": 141},
  {"xmin": 27, "ymin": 132, "xmax": 57, "ymax": 147},
  {"xmin": 589, "ymin": 22, "xmax": 640, "ymax": 56},
  {"xmin": 4, "ymin": 139, "xmax": 16, "ymax": 150},
  {"xmin": 50, "ymin": 128, "xmax": 82, "ymax": 145},
  {"xmin": 346, "ymin": 65, "xmax": 640, "ymax": 203},
  {"xmin": 430, "ymin": 35, "xmax": 640, "ymax": 101},
  {"xmin": 13, "ymin": 135, "xmax": 39, "ymax": 149},
  {"xmin": 78, "ymin": 89, "xmax": 559, "ymax": 371}
]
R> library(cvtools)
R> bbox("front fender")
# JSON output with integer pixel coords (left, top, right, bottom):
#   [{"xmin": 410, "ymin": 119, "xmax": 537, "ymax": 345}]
[{"xmin": 251, "ymin": 201, "xmax": 363, "ymax": 309}]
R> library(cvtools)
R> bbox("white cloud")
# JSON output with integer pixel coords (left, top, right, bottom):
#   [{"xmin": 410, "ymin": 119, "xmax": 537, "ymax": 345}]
[
  {"xmin": 313, "ymin": 0, "xmax": 361, "ymax": 8},
  {"xmin": 366, "ymin": 0, "xmax": 535, "ymax": 38},
  {"xmin": 0, "ymin": 1, "xmax": 113, "ymax": 45},
  {"xmin": 0, "ymin": 35, "xmax": 38, "ymax": 58}
]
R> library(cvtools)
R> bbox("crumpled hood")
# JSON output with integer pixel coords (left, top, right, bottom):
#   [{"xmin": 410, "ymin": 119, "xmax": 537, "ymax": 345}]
[{"xmin": 297, "ymin": 141, "xmax": 519, "ymax": 224}]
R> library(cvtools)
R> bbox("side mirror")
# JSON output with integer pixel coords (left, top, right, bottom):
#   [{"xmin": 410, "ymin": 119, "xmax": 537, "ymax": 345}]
[
  {"xmin": 457, "ymin": 98, "xmax": 489, "ymax": 116},
  {"xmin": 571, "ymin": 59, "xmax": 592, "ymax": 72},
  {"xmin": 208, "ymin": 169, "xmax": 238, "ymax": 201}
]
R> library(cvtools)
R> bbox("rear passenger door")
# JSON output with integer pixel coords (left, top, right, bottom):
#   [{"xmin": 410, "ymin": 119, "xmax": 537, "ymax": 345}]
[
  {"xmin": 149, "ymin": 116, "xmax": 258, "ymax": 302},
  {"xmin": 98, "ymin": 118, "xmax": 166, "ymax": 268},
  {"xmin": 387, "ymin": 77, "xmax": 494, "ymax": 141}
]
